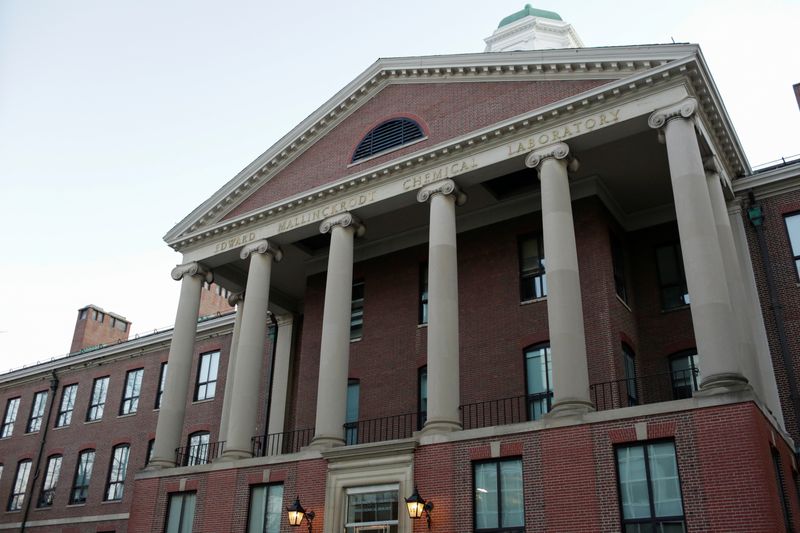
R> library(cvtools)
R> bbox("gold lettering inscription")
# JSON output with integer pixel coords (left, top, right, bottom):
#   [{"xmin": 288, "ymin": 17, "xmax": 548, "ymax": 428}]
[
  {"xmin": 504, "ymin": 108, "xmax": 622, "ymax": 157},
  {"xmin": 402, "ymin": 157, "xmax": 478, "ymax": 191},
  {"xmin": 214, "ymin": 231, "xmax": 257, "ymax": 253},
  {"xmin": 275, "ymin": 191, "xmax": 377, "ymax": 233}
]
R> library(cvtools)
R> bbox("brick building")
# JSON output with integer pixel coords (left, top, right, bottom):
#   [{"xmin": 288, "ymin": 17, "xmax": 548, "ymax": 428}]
[{"xmin": 2, "ymin": 6, "xmax": 800, "ymax": 532}]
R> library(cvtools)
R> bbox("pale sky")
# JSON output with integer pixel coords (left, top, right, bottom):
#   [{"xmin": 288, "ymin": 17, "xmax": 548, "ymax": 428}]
[{"xmin": 1, "ymin": 0, "xmax": 799, "ymax": 374}]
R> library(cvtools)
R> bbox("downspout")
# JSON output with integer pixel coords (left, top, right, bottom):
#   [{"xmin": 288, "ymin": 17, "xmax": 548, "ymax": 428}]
[
  {"xmin": 20, "ymin": 371, "xmax": 59, "ymax": 533},
  {"xmin": 746, "ymin": 192, "xmax": 800, "ymax": 444},
  {"xmin": 261, "ymin": 312, "xmax": 279, "ymax": 456}
]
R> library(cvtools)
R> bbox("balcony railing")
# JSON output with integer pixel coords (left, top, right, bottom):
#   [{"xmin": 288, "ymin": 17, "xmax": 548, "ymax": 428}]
[
  {"xmin": 175, "ymin": 440, "xmax": 225, "ymax": 466},
  {"xmin": 343, "ymin": 412, "xmax": 421, "ymax": 445},
  {"xmin": 590, "ymin": 368, "xmax": 700, "ymax": 411},
  {"xmin": 460, "ymin": 392, "xmax": 552, "ymax": 431},
  {"xmin": 251, "ymin": 428, "xmax": 315, "ymax": 457}
]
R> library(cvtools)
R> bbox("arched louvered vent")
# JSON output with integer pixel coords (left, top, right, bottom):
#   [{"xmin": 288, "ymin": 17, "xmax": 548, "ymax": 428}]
[{"xmin": 352, "ymin": 118, "xmax": 424, "ymax": 162}]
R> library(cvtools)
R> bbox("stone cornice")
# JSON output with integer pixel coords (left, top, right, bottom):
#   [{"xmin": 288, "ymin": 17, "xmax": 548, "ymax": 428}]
[
  {"xmin": 165, "ymin": 46, "xmax": 748, "ymax": 253},
  {"xmin": 733, "ymin": 160, "xmax": 800, "ymax": 200}
]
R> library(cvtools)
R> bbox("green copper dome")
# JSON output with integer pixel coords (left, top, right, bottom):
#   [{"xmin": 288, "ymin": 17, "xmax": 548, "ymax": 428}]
[{"xmin": 498, "ymin": 4, "xmax": 562, "ymax": 27}]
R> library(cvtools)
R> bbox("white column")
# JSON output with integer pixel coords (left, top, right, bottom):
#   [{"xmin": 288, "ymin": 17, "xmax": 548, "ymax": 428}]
[
  {"xmin": 149, "ymin": 262, "xmax": 212, "ymax": 468},
  {"xmin": 418, "ymin": 179, "xmax": 466, "ymax": 434},
  {"xmin": 218, "ymin": 292, "xmax": 244, "ymax": 444},
  {"xmin": 267, "ymin": 314, "xmax": 295, "ymax": 435},
  {"xmin": 525, "ymin": 143, "xmax": 593, "ymax": 415},
  {"xmin": 649, "ymin": 98, "xmax": 747, "ymax": 390},
  {"xmin": 221, "ymin": 240, "xmax": 282, "ymax": 460},
  {"xmin": 310, "ymin": 213, "xmax": 364, "ymax": 448}
]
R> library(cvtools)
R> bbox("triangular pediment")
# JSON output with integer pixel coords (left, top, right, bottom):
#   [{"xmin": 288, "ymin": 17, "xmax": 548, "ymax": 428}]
[{"xmin": 165, "ymin": 44, "xmax": 746, "ymax": 251}]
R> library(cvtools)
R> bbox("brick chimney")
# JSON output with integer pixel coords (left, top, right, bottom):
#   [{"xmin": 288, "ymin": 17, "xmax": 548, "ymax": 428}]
[
  {"xmin": 70, "ymin": 305, "xmax": 131, "ymax": 353},
  {"xmin": 198, "ymin": 282, "xmax": 235, "ymax": 318}
]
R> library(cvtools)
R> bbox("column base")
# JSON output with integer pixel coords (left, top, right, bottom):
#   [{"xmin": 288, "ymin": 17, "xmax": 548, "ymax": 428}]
[
  {"xmin": 699, "ymin": 373, "xmax": 750, "ymax": 393},
  {"xmin": 420, "ymin": 418, "xmax": 462, "ymax": 435},
  {"xmin": 219, "ymin": 448, "xmax": 253, "ymax": 462},
  {"xmin": 546, "ymin": 399, "xmax": 595, "ymax": 419},
  {"xmin": 144, "ymin": 459, "xmax": 174, "ymax": 470},
  {"xmin": 308, "ymin": 435, "xmax": 345, "ymax": 450}
]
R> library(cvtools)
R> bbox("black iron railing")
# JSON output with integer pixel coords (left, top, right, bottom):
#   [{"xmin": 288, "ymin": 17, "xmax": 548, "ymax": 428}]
[
  {"xmin": 459, "ymin": 392, "xmax": 552, "ymax": 431},
  {"xmin": 175, "ymin": 440, "xmax": 225, "ymax": 466},
  {"xmin": 251, "ymin": 428, "xmax": 314, "ymax": 457},
  {"xmin": 343, "ymin": 412, "xmax": 421, "ymax": 445},
  {"xmin": 590, "ymin": 368, "xmax": 700, "ymax": 411}
]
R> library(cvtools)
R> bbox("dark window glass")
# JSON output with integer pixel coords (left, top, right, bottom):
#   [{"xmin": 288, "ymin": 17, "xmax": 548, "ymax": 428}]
[
  {"xmin": 7, "ymin": 459, "xmax": 32, "ymax": 511},
  {"xmin": 165, "ymin": 491, "xmax": 197, "ymax": 533},
  {"xmin": 105, "ymin": 444, "xmax": 130, "ymax": 501},
  {"xmin": 56, "ymin": 384, "xmax": 78, "ymax": 427},
  {"xmin": 146, "ymin": 439, "xmax": 155, "ymax": 466},
  {"xmin": 785, "ymin": 213, "xmax": 800, "ymax": 280},
  {"xmin": 655, "ymin": 243, "xmax": 689, "ymax": 310},
  {"xmin": 195, "ymin": 352, "xmax": 219, "ymax": 401},
  {"xmin": 87, "ymin": 376, "xmax": 109, "ymax": 421},
  {"xmin": 186, "ymin": 432, "xmax": 210, "ymax": 466},
  {"xmin": 71, "ymin": 449, "xmax": 95, "ymax": 504},
  {"xmin": 27, "ymin": 391, "xmax": 48, "ymax": 433},
  {"xmin": 38, "ymin": 455, "xmax": 62, "ymax": 507},
  {"xmin": 519, "ymin": 235, "xmax": 546, "ymax": 301},
  {"xmin": 350, "ymin": 281, "xmax": 364, "ymax": 340},
  {"xmin": 611, "ymin": 234, "xmax": 628, "ymax": 303},
  {"xmin": 419, "ymin": 263, "xmax": 429, "ymax": 325},
  {"xmin": 156, "ymin": 363, "xmax": 168, "ymax": 409},
  {"xmin": 120, "ymin": 369, "xmax": 143, "ymax": 415},
  {"xmin": 247, "ymin": 484, "xmax": 283, "ymax": 533},
  {"xmin": 772, "ymin": 448, "xmax": 794, "ymax": 532},
  {"xmin": 669, "ymin": 351, "xmax": 700, "ymax": 399},
  {"xmin": 1, "ymin": 397, "xmax": 20, "ymax": 437},
  {"xmin": 351, "ymin": 118, "xmax": 424, "ymax": 162},
  {"xmin": 623, "ymin": 344, "xmax": 638, "ymax": 406},
  {"xmin": 616, "ymin": 441, "xmax": 685, "ymax": 532},
  {"xmin": 345, "ymin": 379, "xmax": 360, "ymax": 445},
  {"xmin": 345, "ymin": 487, "xmax": 399, "ymax": 532},
  {"xmin": 524, "ymin": 344, "xmax": 552, "ymax": 420},
  {"xmin": 474, "ymin": 458, "xmax": 524, "ymax": 532},
  {"xmin": 418, "ymin": 366, "xmax": 428, "ymax": 430}
]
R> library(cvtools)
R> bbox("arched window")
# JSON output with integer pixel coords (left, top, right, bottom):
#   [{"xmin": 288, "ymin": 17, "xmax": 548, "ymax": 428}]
[
  {"xmin": 105, "ymin": 444, "xmax": 130, "ymax": 501},
  {"xmin": 351, "ymin": 118, "xmax": 424, "ymax": 162},
  {"xmin": 524, "ymin": 344, "xmax": 552, "ymax": 420},
  {"xmin": 70, "ymin": 449, "xmax": 95, "ymax": 504},
  {"xmin": 38, "ymin": 454, "xmax": 62, "ymax": 507},
  {"xmin": 186, "ymin": 432, "xmax": 210, "ymax": 466},
  {"xmin": 669, "ymin": 350, "xmax": 699, "ymax": 399}
]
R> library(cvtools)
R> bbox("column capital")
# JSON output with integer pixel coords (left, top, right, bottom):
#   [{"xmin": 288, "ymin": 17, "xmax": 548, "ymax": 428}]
[
  {"xmin": 416, "ymin": 179, "xmax": 467, "ymax": 205},
  {"xmin": 648, "ymin": 97, "xmax": 697, "ymax": 129},
  {"xmin": 170, "ymin": 262, "xmax": 213, "ymax": 283},
  {"xmin": 227, "ymin": 291, "xmax": 245, "ymax": 307},
  {"xmin": 240, "ymin": 239, "xmax": 283, "ymax": 262},
  {"xmin": 525, "ymin": 142, "xmax": 571, "ymax": 170},
  {"xmin": 319, "ymin": 212, "xmax": 365, "ymax": 237}
]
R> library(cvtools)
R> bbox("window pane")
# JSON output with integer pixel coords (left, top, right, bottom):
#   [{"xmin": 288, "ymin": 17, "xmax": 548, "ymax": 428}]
[
  {"xmin": 346, "ymin": 489, "xmax": 398, "ymax": 526},
  {"xmin": 648, "ymin": 442, "xmax": 683, "ymax": 517},
  {"xmin": 474, "ymin": 463, "xmax": 499, "ymax": 529},
  {"xmin": 500, "ymin": 460, "xmax": 524, "ymax": 527},
  {"xmin": 617, "ymin": 446, "xmax": 651, "ymax": 519},
  {"xmin": 265, "ymin": 484, "xmax": 284, "ymax": 533},
  {"xmin": 786, "ymin": 214, "xmax": 800, "ymax": 256}
]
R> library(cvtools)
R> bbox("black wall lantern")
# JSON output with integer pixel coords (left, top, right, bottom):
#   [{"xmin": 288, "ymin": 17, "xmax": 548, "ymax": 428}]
[
  {"xmin": 287, "ymin": 497, "xmax": 315, "ymax": 533},
  {"xmin": 405, "ymin": 487, "xmax": 433, "ymax": 529}
]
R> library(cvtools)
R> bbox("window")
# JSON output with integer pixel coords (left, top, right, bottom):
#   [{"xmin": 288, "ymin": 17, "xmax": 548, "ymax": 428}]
[
  {"xmin": 38, "ymin": 455, "xmax": 62, "ymax": 507},
  {"xmin": 524, "ymin": 344, "xmax": 552, "ymax": 420},
  {"xmin": 87, "ymin": 376, "xmax": 109, "ymax": 421},
  {"xmin": 120, "ymin": 368, "xmax": 143, "ymax": 415},
  {"xmin": 351, "ymin": 118, "xmax": 424, "ymax": 163},
  {"xmin": 771, "ymin": 448, "xmax": 794, "ymax": 532},
  {"xmin": 345, "ymin": 379, "xmax": 360, "ymax": 445},
  {"xmin": 786, "ymin": 213, "xmax": 800, "ymax": 280},
  {"xmin": 165, "ymin": 491, "xmax": 197, "ymax": 533},
  {"xmin": 186, "ymin": 432, "xmax": 210, "ymax": 466},
  {"xmin": 615, "ymin": 441, "xmax": 685, "ymax": 532},
  {"xmin": 623, "ymin": 344, "xmax": 638, "ymax": 407},
  {"xmin": 419, "ymin": 263, "xmax": 429, "ymax": 325},
  {"xmin": 146, "ymin": 439, "xmax": 155, "ymax": 466},
  {"xmin": 7, "ymin": 459, "xmax": 31, "ymax": 511},
  {"xmin": 27, "ymin": 391, "xmax": 48, "ymax": 433},
  {"xmin": 473, "ymin": 458, "xmax": 524, "ymax": 532},
  {"xmin": 611, "ymin": 234, "xmax": 628, "ymax": 304},
  {"xmin": 156, "ymin": 363, "xmax": 168, "ymax": 409},
  {"xmin": 105, "ymin": 444, "xmax": 130, "ymax": 501},
  {"xmin": 70, "ymin": 449, "xmax": 95, "ymax": 504},
  {"xmin": 1, "ymin": 397, "xmax": 20, "ymax": 437},
  {"xmin": 345, "ymin": 485, "xmax": 399, "ymax": 533},
  {"xmin": 93, "ymin": 309, "xmax": 104, "ymax": 322},
  {"xmin": 655, "ymin": 243, "xmax": 689, "ymax": 310},
  {"xmin": 351, "ymin": 281, "xmax": 364, "ymax": 340},
  {"xmin": 247, "ymin": 484, "xmax": 283, "ymax": 533},
  {"xmin": 418, "ymin": 366, "xmax": 428, "ymax": 430},
  {"xmin": 111, "ymin": 317, "xmax": 127, "ymax": 332},
  {"xmin": 79, "ymin": 308, "xmax": 88, "ymax": 320},
  {"xmin": 519, "ymin": 235, "xmax": 546, "ymax": 301},
  {"xmin": 670, "ymin": 351, "xmax": 700, "ymax": 400},
  {"xmin": 56, "ymin": 384, "xmax": 78, "ymax": 427},
  {"xmin": 195, "ymin": 351, "xmax": 219, "ymax": 401}
]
